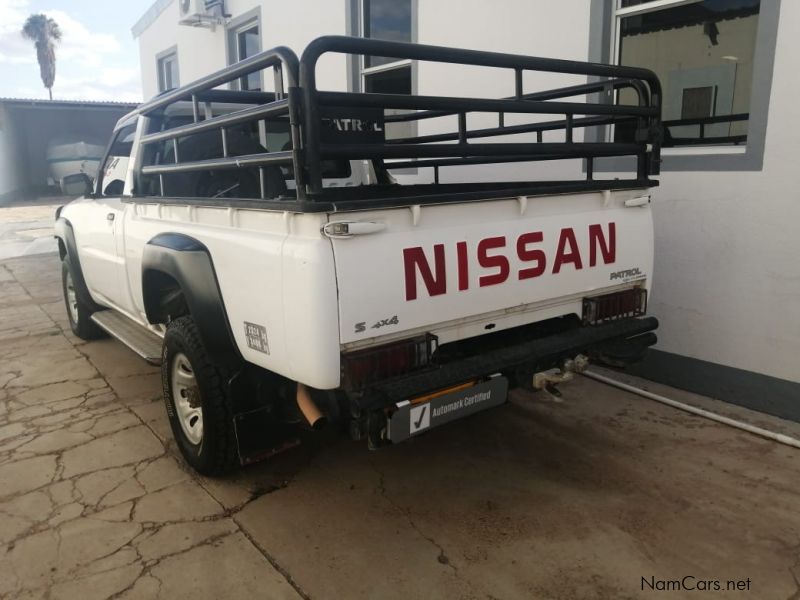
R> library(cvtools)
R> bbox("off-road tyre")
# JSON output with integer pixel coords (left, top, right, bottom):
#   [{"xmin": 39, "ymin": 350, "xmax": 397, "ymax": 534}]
[
  {"xmin": 162, "ymin": 316, "xmax": 239, "ymax": 476},
  {"xmin": 61, "ymin": 259, "xmax": 105, "ymax": 340}
]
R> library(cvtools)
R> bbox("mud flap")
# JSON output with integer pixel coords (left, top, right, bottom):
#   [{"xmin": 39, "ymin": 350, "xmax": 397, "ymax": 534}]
[
  {"xmin": 229, "ymin": 369, "xmax": 299, "ymax": 465},
  {"xmin": 233, "ymin": 408, "xmax": 300, "ymax": 465}
]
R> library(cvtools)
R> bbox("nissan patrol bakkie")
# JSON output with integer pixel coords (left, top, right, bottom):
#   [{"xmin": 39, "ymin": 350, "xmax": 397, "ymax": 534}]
[{"xmin": 56, "ymin": 36, "xmax": 662, "ymax": 475}]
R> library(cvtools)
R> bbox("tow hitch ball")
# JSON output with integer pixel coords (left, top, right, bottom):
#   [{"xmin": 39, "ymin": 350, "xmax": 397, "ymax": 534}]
[{"xmin": 532, "ymin": 354, "xmax": 589, "ymax": 398}]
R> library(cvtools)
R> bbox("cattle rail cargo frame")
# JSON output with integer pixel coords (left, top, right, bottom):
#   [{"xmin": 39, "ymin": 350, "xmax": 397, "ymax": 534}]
[{"xmin": 130, "ymin": 35, "xmax": 663, "ymax": 211}]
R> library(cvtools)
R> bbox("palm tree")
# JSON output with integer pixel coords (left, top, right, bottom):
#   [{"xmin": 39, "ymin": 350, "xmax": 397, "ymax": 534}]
[{"xmin": 21, "ymin": 14, "xmax": 62, "ymax": 100}]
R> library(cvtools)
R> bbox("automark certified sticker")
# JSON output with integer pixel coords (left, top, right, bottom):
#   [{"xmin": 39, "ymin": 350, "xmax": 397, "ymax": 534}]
[{"xmin": 389, "ymin": 377, "xmax": 508, "ymax": 443}]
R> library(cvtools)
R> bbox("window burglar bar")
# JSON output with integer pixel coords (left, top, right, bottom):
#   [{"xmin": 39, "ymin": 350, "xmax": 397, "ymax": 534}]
[
  {"xmin": 300, "ymin": 36, "xmax": 663, "ymax": 195},
  {"xmin": 663, "ymin": 113, "xmax": 749, "ymax": 146}
]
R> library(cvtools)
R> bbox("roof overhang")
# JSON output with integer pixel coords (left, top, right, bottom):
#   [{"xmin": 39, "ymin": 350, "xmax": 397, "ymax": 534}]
[{"xmin": 132, "ymin": 0, "xmax": 175, "ymax": 38}]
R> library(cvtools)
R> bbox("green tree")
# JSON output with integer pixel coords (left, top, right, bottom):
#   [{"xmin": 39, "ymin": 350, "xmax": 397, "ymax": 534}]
[{"xmin": 21, "ymin": 14, "xmax": 62, "ymax": 100}]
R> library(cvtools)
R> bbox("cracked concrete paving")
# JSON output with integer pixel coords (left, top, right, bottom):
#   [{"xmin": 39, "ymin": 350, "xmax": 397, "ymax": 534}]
[
  {"xmin": 1, "ymin": 253, "xmax": 800, "ymax": 599},
  {"xmin": 0, "ymin": 255, "xmax": 300, "ymax": 600}
]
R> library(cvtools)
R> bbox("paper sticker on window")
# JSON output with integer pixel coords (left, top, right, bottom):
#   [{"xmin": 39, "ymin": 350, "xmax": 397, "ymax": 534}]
[{"xmin": 244, "ymin": 322, "xmax": 269, "ymax": 355}]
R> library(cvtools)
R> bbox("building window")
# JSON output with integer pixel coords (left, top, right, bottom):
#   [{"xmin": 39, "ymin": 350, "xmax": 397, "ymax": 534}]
[
  {"xmin": 614, "ymin": 0, "xmax": 761, "ymax": 148},
  {"xmin": 228, "ymin": 14, "xmax": 261, "ymax": 91},
  {"xmin": 157, "ymin": 50, "xmax": 179, "ymax": 93},
  {"xmin": 359, "ymin": 0, "xmax": 414, "ymax": 139}
]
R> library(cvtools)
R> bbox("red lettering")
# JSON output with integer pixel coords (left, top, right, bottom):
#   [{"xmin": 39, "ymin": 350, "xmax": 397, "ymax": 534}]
[
  {"xmin": 456, "ymin": 241, "xmax": 469, "ymax": 291},
  {"xmin": 403, "ymin": 245, "xmax": 446, "ymax": 301},
  {"xmin": 552, "ymin": 228, "xmax": 583, "ymax": 273},
  {"xmin": 478, "ymin": 236, "xmax": 510, "ymax": 287},
  {"xmin": 589, "ymin": 222, "xmax": 616, "ymax": 266},
  {"xmin": 517, "ymin": 231, "xmax": 546, "ymax": 280}
]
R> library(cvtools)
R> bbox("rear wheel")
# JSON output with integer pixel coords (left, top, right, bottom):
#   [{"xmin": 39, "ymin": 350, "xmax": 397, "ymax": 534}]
[
  {"xmin": 162, "ymin": 316, "xmax": 239, "ymax": 476},
  {"xmin": 61, "ymin": 259, "xmax": 105, "ymax": 340}
]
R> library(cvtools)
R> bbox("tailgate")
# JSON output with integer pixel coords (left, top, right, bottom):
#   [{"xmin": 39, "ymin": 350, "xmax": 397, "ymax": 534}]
[{"xmin": 328, "ymin": 189, "xmax": 653, "ymax": 346}]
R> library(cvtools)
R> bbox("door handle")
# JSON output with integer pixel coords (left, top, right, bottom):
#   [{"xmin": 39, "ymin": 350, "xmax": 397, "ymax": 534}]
[
  {"xmin": 322, "ymin": 221, "xmax": 386, "ymax": 238},
  {"xmin": 106, "ymin": 213, "xmax": 115, "ymax": 222}
]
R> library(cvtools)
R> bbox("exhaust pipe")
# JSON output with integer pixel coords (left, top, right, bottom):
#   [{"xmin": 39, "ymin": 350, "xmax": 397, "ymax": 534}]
[{"xmin": 296, "ymin": 383, "xmax": 327, "ymax": 430}]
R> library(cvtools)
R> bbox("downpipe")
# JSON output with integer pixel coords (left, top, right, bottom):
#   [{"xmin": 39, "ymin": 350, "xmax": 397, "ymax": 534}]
[{"xmin": 583, "ymin": 369, "xmax": 800, "ymax": 450}]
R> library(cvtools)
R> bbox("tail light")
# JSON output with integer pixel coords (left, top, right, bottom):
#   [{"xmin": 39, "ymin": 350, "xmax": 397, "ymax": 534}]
[
  {"xmin": 342, "ymin": 334, "xmax": 437, "ymax": 390},
  {"xmin": 583, "ymin": 287, "xmax": 647, "ymax": 325}
]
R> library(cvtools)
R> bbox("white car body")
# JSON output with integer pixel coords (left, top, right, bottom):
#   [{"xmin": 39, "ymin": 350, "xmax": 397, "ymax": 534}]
[
  {"xmin": 61, "ymin": 146, "xmax": 653, "ymax": 390},
  {"xmin": 56, "ymin": 36, "xmax": 664, "ymax": 468}
]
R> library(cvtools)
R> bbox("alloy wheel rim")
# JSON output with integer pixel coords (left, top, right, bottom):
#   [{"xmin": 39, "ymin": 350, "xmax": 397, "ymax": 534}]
[
  {"xmin": 65, "ymin": 271, "xmax": 79, "ymax": 324},
  {"xmin": 171, "ymin": 352, "xmax": 203, "ymax": 445}
]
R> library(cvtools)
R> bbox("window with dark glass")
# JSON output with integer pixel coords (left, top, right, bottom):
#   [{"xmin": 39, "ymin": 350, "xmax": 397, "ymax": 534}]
[
  {"xmin": 616, "ymin": 0, "xmax": 760, "ymax": 147},
  {"xmin": 230, "ymin": 22, "xmax": 261, "ymax": 91},
  {"xmin": 361, "ymin": 0, "xmax": 413, "ymax": 140},
  {"xmin": 363, "ymin": 0, "xmax": 412, "ymax": 67}
]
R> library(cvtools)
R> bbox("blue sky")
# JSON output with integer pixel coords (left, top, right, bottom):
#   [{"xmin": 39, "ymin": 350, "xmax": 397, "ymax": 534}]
[{"xmin": 0, "ymin": 0, "xmax": 153, "ymax": 101}]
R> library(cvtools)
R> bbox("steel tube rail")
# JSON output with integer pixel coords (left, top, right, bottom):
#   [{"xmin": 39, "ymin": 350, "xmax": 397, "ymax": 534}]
[
  {"xmin": 387, "ymin": 115, "xmax": 636, "ymax": 145},
  {"xmin": 385, "ymin": 155, "xmax": 579, "ymax": 170},
  {"xmin": 386, "ymin": 78, "xmax": 650, "ymax": 123},
  {"xmin": 300, "ymin": 36, "xmax": 662, "ymax": 193},
  {"xmin": 130, "ymin": 47, "xmax": 299, "ymax": 118},
  {"xmin": 302, "ymin": 35, "xmax": 661, "ymax": 83},
  {"xmin": 140, "ymin": 151, "xmax": 293, "ymax": 175},
  {"xmin": 317, "ymin": 91, "xmax": 657, "ymax": 118},
  {"xmin": 139, "ymin": 99, "xmax": 290, "ymax": 145},
  {"xmin": 320, "ymin": 142, "xmax": 642, "ymax": 160}
]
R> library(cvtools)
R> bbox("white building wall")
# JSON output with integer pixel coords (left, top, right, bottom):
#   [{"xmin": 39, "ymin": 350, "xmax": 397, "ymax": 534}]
[
  {"xmin": 647, "ymin": 0, "xmax": 800, "ymax": 383},
  {"xmin": 137, "ymin": 0, "xmax": 347, "ymax": 101},
  {"xmin": 134, "ymin": 0, "xmax": 799, "ymax": 384},
  {"xmin": 415, "ymin": 0, "xmax": 593, "ymax": 184}
]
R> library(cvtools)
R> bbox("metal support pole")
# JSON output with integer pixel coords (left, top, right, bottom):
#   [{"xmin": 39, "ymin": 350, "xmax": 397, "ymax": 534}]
[{"xmin": 259, "ymin": 167, "xmax": 266, "ymax": 199}]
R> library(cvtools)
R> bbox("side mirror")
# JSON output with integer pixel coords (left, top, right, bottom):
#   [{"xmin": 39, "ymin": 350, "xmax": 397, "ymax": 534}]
[{"xmin": 61, "ymin": 173, "xmax": 94, "ymax": 197}]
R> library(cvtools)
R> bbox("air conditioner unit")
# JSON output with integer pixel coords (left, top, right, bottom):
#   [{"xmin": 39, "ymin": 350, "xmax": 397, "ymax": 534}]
[{"xmin": 178, "ymin": 0, "xmax": 226, "ymax": 29}]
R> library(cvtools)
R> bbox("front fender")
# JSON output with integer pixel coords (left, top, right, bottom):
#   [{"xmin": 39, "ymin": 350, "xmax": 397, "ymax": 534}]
[{"xmin": 54, "ymin": 217, "xmax": 102, "ymax": 311}]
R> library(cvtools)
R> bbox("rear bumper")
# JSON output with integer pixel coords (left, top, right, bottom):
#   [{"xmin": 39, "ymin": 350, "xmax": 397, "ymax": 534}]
[{"xmin": 359, "ymin": 316, "xmax": 658, "ymax": 409}]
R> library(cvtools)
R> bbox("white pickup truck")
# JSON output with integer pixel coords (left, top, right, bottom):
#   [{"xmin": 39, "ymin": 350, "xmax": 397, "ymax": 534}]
[{"xmin": 55, "ymin": 37, "xmax": 662, "ymax": 475}]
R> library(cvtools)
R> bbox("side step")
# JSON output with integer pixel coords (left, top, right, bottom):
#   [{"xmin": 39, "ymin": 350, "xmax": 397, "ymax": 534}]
[{"xmin": 91, "ymin": 311, "xmax": 163, "ymax": 365}]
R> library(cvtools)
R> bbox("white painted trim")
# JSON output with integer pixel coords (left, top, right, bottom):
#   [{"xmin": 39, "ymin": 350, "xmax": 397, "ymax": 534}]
[
  {"xmin": 662, "ymin": 145, "xmax": 747, "ymax": 156},
  {"xmin": 614, "ymin": 0, "xmax": 703, "ymax": 18},
  {"xmin": 361, "ymin": 59, "xmax": 413, "ymax": 76}
]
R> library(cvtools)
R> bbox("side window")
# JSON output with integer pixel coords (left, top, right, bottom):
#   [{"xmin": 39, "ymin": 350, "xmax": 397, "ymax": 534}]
[{"xmin": 98, "ymin": 125, "xmax": 137, "ymax": 197}]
